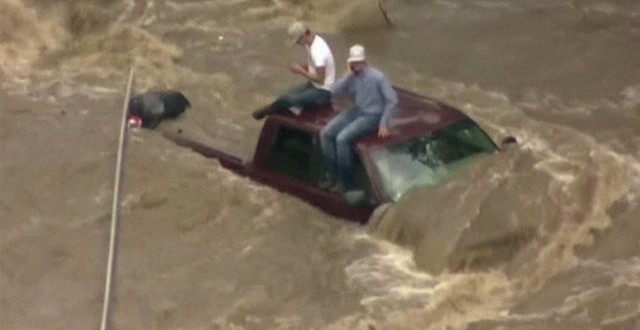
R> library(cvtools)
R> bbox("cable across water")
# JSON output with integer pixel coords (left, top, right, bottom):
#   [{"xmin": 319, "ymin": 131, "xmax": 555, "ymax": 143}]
[{"xmin": 100, "ymin": 66, "xmax": 135, "ymax": 330}]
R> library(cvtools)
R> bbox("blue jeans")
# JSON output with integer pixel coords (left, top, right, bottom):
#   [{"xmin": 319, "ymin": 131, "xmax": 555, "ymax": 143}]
[
  {"xmin": 270, "ymin": 83, "xmax": 331, "ymax": 114},
  {"xmin": 320, "ymin": 108, "xmax": 380, "ymax": 189}
]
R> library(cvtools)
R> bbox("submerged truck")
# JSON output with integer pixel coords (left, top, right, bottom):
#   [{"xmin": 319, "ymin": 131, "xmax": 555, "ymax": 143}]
[{"xmin": 165, "ymin": 88, "xmax": 500, "ymax": 223}]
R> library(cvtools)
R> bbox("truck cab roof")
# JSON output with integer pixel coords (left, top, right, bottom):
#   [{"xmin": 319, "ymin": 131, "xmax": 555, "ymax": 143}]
[{"xmin": 269, "ymin": 88, "xmax": 469, "ymax": 147}]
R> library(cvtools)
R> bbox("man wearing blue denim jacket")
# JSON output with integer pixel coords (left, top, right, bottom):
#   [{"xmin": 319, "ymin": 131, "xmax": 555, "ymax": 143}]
[{"xmin": 320, "ymin": 44, "xmax": 398, "ymax": 194}]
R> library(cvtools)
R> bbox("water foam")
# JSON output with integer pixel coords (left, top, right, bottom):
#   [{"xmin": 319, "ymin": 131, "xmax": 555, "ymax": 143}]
[
  {"xmin": 0, "ymin": 0, "xmax": 68, "ymax": 93},
  {"xmin": 359, "ymin": 78, "xmax": 637, "ymax": 330},
  {"xmin": 340, "ymin": 232, "xmax": 514, "ymax": 329},
  {"xmin": 346, "ymin": 235, "xmax": 436, "ymax": 309}
]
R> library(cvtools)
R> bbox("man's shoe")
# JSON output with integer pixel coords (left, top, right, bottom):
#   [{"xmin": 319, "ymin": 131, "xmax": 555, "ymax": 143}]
[
  {"xmin": 252, "ymin": 106, "xmax": 272, "ymax": 120},
  {"xmin": 289, "ymin": 107, "xmax": 302, "ymax": 116}
]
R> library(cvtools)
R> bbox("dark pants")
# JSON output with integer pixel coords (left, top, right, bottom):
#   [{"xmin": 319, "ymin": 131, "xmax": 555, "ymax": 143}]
[{"xmin": 269, "ymin": 83, "xmax": 331, "ymax": 114}]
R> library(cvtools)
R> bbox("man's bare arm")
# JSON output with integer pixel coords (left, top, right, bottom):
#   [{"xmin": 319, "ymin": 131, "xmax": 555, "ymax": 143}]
[{"xmin": 290, "ymin": 63, "xmax": 325, "ymax": 84}]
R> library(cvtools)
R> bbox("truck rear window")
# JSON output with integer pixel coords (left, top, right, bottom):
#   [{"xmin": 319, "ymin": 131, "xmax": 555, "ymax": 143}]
[{"xmin": 266, "ymin": 126, "xmax": 321, "ymax": 185}]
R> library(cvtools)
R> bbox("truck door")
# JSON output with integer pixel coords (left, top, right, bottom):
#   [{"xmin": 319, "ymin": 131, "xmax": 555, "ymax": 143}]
[{"xmin": 266, "ymin": 125, "xmax": 376, "ymax": 200}]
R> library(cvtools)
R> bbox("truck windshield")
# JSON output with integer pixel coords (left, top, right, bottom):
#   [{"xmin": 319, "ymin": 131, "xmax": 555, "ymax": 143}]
[{"xmin": 371, "ymin": 120, "xmax": 498, "ymax": 201}]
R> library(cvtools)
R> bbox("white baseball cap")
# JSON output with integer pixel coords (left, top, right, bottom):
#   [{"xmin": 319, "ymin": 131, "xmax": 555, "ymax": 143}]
[
  {"xmin": 288, "ymin": 21, "xmax": 308, "ymax": 44},
  {"xmin": 347, "ymin": 44, "xmax": 366, "ymax": 63}
]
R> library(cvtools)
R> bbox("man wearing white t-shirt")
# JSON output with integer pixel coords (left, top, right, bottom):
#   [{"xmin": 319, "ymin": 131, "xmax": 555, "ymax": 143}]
[{"xmin": 253, "ymin": 21, "xmax": 336, "ymax": 120}]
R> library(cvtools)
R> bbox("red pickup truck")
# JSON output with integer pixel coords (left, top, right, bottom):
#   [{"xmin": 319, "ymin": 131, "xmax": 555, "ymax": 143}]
[{"xmin": 166, "ymin": 88, "xmax": 499, "ymax": 223}]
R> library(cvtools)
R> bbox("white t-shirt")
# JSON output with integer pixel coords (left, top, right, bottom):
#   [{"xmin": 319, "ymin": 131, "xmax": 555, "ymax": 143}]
[{"xmin": 306, "ymin": 35, "xmax": 335, "ymax": 91}]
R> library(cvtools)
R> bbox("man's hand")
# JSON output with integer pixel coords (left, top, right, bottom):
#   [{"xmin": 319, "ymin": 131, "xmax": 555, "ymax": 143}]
[
  {"xmin": 289, "ymin": 63, "xmax": 307, "ymax": 76},
  {"xmin": 378, "ymin": 125, "xmax": 391, "ymax": 138}
]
